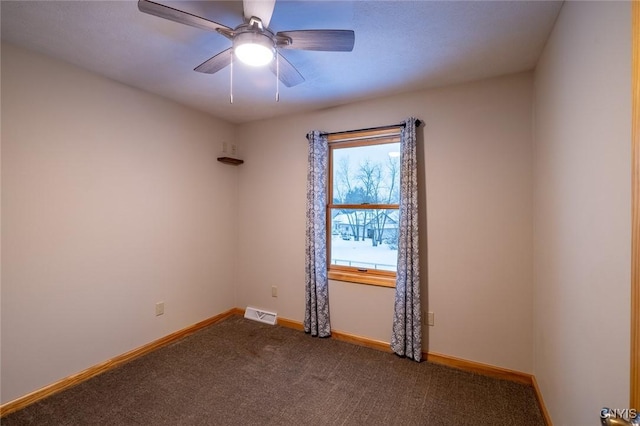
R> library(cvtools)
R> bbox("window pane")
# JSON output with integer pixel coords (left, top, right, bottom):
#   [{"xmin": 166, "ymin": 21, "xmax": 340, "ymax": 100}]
[
  {"xmin": 332, "ymin": 142, "xmax": 401, "ymax": 205},
  {"xmin": 330, "ymin": 208, "xmax": 399, "ymax": 272}
]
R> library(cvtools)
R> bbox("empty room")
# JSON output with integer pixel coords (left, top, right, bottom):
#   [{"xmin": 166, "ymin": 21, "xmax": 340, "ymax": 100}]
[{"xmin": 1, "ymin": 1, "xmax": 638, "ymax": 425}]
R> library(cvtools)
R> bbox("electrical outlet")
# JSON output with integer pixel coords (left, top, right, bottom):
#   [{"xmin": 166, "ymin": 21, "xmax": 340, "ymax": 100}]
[
  {"xmin": 271, "ymin": 286, "xmax": 277, "ymax": 298},
  {"xmin": 427, "ymin": 312, "xmax": 435, "ymax": 326},
  {"xmin": 222, "ymin": 142, "xmax": 228, "ymax": 153},
  {"xmin": 156, "ymin": 302, "xmax": 165, "ymax": 316},
  {"xmin": 231, "ymin": 144, "xmax": 237, "ymax": 156}
]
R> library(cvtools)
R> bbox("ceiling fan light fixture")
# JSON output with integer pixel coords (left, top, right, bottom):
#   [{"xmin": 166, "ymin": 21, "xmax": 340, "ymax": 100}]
[{"xmin": 234, "ymin": 31, "xmax": 275, "ymax": 67}]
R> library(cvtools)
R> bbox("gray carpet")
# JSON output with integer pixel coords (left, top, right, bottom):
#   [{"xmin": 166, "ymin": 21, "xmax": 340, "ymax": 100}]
[{"xmin": 2, "ymin": 316, "xmax": 544, "ymax": 425}]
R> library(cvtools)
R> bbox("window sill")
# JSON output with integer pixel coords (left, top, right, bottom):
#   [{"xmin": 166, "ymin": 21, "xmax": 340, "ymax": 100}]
[{"xmin": 328, "ymin": 270, "xmax": 396, "ymax": 288}]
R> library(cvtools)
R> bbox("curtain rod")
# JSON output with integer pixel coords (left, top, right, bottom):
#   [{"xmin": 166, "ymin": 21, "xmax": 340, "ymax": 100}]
[{"xmin": 306, "ymin": 119, "xmax": 423, "ymax": 140}]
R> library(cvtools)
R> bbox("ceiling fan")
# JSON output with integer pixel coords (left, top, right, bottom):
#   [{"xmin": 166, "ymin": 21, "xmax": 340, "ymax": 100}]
[{"xmin": 138, "ymin": 0, "xmax": 356, "ymax": 88}]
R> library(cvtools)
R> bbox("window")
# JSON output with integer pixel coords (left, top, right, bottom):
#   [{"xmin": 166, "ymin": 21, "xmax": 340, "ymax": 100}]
[{"xmin": 327, "ymin": 127, "xmax": 401, "ymax": 287}]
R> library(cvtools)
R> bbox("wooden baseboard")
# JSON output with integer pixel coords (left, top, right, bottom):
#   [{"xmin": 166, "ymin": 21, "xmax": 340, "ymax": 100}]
[
  {"xmin": 531, "ymin": 375, "xmax": 553, "ymax": 425},
  {"xmin": 275, "ymin": 315, "xmax": 392, "ymax": 353},
  {"xmin": 331, "ymin": 330, "xmax": 393, "ymax": 353},
  {"xmin": 331, "ymin": 328, "xmax": 392, "ymax": 353},
  {"xmin": 425, "ymin": 351, "xmax": 532, "ymax": 385},
  {"xmin": 276, "ymin": 316, "xmax": 304, "ymax": 331},
  {"xmin": 0, "ymin": 308, "xmax": 238, "ymax": 417},
  {"xmin": 230, "ymin": 307, "xmax": 245, "ymax": 317}
]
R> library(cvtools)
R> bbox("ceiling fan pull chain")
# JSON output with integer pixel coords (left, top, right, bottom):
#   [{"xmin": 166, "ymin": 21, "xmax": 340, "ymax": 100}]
[
  {"xmin": 275, "ymin": 54, "xmax": 280, "ymax": 102},
  {"xmin": 230, "ymin": 53, "xmax": 234, "ymax": 104}
]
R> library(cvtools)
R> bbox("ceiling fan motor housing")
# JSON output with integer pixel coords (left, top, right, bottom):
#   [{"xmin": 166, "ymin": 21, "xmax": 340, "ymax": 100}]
[{"xmin": 233, "ymin": 25, "xmax": 277, "ymax": 66}]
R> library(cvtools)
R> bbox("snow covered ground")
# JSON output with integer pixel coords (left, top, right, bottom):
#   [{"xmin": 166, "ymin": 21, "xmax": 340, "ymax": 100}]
[{"xmin": 330, "ymin": 235, "xmax": 397, "ymax": 271}]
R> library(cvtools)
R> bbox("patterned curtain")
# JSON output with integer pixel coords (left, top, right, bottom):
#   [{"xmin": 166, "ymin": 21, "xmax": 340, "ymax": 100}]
[
  {"xmin": 391, "ymin": 118, "xmax": 422, "ymax": 361},
  {"xmin": 304, "ymin": 130, "xmax": 331, "ymax": 337}
]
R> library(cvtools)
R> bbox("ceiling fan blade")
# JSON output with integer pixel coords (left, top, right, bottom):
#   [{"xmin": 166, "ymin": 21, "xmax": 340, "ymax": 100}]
[
  {"xmin": 270, "ymin": 53, "xmax": 305, "ymax": 88},
  {"xmin": 138, "ymin": 0, "xmax": 232, "ymax": 33},
  {"xmin": 194, "ymin": 49, "xmax": 233, "ymax": 74},
  {"xmin": 243, "ymin": 0, "xmax": 276, "ymax": 28},
  {"xmin": 277, "ymin": 30, "xmax": 355, "ymax": 52}
]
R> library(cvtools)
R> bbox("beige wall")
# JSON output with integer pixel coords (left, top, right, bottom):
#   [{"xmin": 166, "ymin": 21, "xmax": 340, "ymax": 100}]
[
  {"xmin": 1, "ymin": 43, "xmax": 238, "ymax": 403},
  {"xmin": 533, "ymin": 2, "xmax": 631, "ymax": 423},
  {"xmin": 236, "ymin": 73, "xmax": 534, "ymax": 373}
]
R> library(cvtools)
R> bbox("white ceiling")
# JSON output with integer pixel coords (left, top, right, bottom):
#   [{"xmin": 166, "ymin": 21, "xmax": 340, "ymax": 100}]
[{"xmin": 1, "ymin": 0, "xmax": 563, "ymax": 124}]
